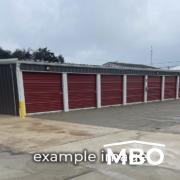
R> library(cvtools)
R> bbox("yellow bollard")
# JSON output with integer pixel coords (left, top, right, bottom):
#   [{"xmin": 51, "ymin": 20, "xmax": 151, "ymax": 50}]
[{"xmin": 19, "ymin": 101, "xmax": 26, "ymax": 119}]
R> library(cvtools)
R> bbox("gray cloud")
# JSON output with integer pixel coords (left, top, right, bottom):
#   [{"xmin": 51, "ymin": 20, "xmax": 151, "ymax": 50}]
[{"xmin": 0, "ymin": 0, "xmax": 180, "ymax": 66}]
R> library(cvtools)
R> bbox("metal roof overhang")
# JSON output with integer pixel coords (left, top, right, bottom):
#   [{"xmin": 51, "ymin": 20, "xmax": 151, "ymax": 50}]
[
  {"xmin": 19, "ymin": 61, "xmax": 180, "ymax": 76},
  {"xmin": 0, "ymin": 58, "xmax": 18, "ymax": 64}
]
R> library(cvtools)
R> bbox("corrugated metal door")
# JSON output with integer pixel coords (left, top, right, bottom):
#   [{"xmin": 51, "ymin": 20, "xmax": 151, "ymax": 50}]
[
  {"xmin": 0, "ymin": 64, "xmax": 19, "ymax": 115},
  {"xmin": 127, "ymin": 76, "xmax": 144, "ymax": 103},
  {"xmin": 101, "ymin": 75, "xmax": 123, "ymax": 106},
  {"xmin": 147, "ymin": 76, "xmax": 161, "ymax": 101},
  {"xmin": 164, "ymin": 76, "xmax": 176, "ymax": 99},
  {"xmin": 23, "ymin": 72, "xmax": 63, "ymax": 113},
  {"xmin": 68, "ymin": 74, "xmax": 96, "ymax": 109},
  {"xmin": 179, "ymin": 77, "xmax": 180, "ymax": 98}
]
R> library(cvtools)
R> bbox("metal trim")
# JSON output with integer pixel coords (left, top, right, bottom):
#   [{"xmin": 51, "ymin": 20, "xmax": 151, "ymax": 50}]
[{"xmin": 20, "ymin": 63, "xmax": 180, "ymax": 76}]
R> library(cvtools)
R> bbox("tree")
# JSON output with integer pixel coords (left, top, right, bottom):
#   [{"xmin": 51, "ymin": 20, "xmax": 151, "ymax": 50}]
[
  {"xmin": 57, "ymin": 55, "xmax": 64, "ymax": 63},
  {"xmin": 0, "ymin": 47, "xmax": 11, "ymax": 59},
  {"xmin": 32, "ymin": 47, "xmax": 64, "ymax": 63},
  {"xmin": 12, "ymin": 49, "xmax": 32, "ymax": 60},
  {"xmin": 0, "ymin": 46, "xmax": 65, "ymax": 63}
]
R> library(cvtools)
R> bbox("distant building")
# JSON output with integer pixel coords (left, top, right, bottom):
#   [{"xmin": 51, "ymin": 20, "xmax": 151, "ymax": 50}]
[
  {"xmin": 103, "ymin": 61, "xmax": 158, "ymax": 70},
  {"xmin": 168, "ymin": 66, "xmax": 180, "ymax": 70}
]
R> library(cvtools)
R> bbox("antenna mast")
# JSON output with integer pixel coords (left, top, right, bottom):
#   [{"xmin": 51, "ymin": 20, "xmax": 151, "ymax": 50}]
[{"xmin": 150, "ymin": 46, "xmax": 153, "ymax": 65}]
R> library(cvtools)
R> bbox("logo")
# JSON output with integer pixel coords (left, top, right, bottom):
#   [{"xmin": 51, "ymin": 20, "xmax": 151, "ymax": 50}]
[
  {"xmin": 103, "ymin": 140, "xmax": 165, "ymax": 166},
  {"xmin": 33, "ymin": 140, "xmax": 165, "ymax": 167}
]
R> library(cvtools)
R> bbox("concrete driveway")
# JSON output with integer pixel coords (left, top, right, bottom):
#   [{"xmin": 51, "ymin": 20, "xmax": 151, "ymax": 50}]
[
  {"xmin": 0, "ymin": 115, "xmax": 117, "ymax": 153},
  {"xmin": 34, "ymin": 100, "xmax": 180, "ymax": 133},
  {"xmin": 0, "ymin": 100, "xmax": 180, "ymax": 180}
]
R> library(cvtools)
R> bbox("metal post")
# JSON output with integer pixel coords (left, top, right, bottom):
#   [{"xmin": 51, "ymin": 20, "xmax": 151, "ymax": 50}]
[
  {"xmin": 62, "ymin": 73, "xmax": 69, "ymax": 112},
  {"xmin": 16, "ymin": 63, "xmax": 26, "ymax": 119},
  {"xmin": 123, "ymin": 75, "xmax": 127, "ymax": 105},
  {"xmin": 161, "ymin": 76, "xmax": 165, "ymax": 101},
  {"xmin": 176, "ymin": 76, "xmax": 179, "ymax": 99},
  {"xmin": 96, "ymin": 74, "xmax": 101, "ymax": 108},
  {"xmin": 144, "ymin": 75, "xmax": 148, "ymax": 103}
]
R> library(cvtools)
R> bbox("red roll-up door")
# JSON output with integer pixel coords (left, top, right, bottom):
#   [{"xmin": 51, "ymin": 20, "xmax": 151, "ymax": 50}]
[
  {"xmin": 23, "ymin": 72, "xmax": 63, "ymax": 113},
  {"xmin": 127, "ymin": 76, "xmax": 144, "ymax": 103},
  {"xmin": 101, "ymin": 75, "xmax": 123, "ymax": 106},
  {"xmin": 148, "ymin": 76, "xmax": 161, "ymax": 101},
  {"xmin": 164, "ymin": 76, "xmax": 176, "ymax": 99},
  {"xmin": 68, "ymin": 74, "xmax": 96, "ymax": 109}
]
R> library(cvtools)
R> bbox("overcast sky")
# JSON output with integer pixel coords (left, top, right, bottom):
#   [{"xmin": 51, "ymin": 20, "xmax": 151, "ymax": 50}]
[{"xmin": 0, "ymin": 0, "xmax": 180, "ymax": 66}]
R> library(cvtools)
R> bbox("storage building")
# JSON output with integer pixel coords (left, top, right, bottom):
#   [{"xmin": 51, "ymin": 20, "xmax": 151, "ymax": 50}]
[{"xmin": 0, "ymin": 58, "xmax": 180, "ymax": 118}]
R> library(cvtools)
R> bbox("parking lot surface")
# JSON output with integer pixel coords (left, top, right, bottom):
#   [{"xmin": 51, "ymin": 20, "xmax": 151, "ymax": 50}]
[
  {"xmin": 0, "ymin": 100, "xmax": 180, "ymax": 179},
  {"xmin": 35, "ymin": 100, "xmax": 180, "ymax": 133}
]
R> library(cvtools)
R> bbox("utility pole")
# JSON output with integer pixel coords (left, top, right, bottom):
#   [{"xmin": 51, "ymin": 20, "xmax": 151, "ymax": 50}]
[{"xmin": 150, "ymin": 46, "xmax": 153, "ymax": 65}]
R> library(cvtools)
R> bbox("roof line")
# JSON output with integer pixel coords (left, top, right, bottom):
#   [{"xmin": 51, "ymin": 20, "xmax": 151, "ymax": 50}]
[
  {"xmin": 20, "ymin": 60, "xmax": 180, "ymax": 73},
  {"xmin": 0, "ymin": 58, "xmax": 18, "ymax": 64}
]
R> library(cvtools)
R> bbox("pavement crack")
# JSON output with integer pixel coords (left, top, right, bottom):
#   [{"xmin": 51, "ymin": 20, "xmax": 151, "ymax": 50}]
[{"xmin": 64, "ymin": 168, "xmax": 95, "ymax": 180}]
